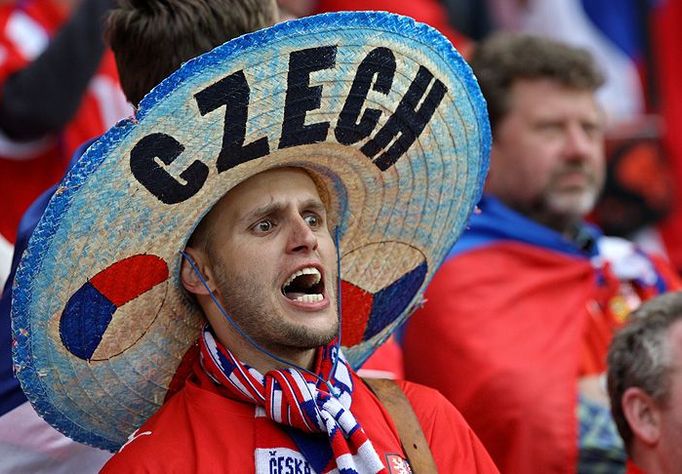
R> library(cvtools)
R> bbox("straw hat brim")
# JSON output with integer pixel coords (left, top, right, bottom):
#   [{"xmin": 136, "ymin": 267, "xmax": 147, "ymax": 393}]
[{"xmin": 12, "ymin": 11, "xmax": 489, "ymax": 450}]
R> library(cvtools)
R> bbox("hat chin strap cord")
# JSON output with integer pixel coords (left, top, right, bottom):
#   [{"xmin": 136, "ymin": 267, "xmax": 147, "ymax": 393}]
[{"xmin": 178, "ymin": 227, "xmax": 343, "ymax": 397}]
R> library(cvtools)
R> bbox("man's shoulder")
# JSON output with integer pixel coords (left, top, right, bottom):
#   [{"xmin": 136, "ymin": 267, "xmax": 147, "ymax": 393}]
[
  {"xmin": 394, "ymin": 379, "xmax": 461, "ymax": 423},
  {"xmin": 449, "ymin": 195, "xmax": 583, "ymax": 259},
  {"xmin": 392, "ymin": 379, "xmax": 500, "ymax": 472},
  {"xmin": 100, "ymin": 390, "xmax": 195, "ymax": 472},
  {"xmin": 101, "ymin": 380, "xmax": 254, "ymax": 472}
]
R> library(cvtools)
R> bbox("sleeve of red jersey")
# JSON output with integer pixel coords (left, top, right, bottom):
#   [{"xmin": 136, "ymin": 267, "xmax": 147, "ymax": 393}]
[
  {"xmin": 98, "ymin": 397, "xmax": 194, "ymax": 473},
  {"xmin": 397, "ymin": 380, "xmax": 500, "ymax": 473}
]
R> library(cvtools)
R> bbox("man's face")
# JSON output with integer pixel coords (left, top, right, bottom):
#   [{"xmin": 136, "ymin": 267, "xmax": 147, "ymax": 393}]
[
  {"xmin": 658, "ymin": 320, "xmax": 682, "ymax": 468},
  {"xmin": 203, "ymin": 168, "xmax": 338, "ymax": 355},
  {"xmin": 486, "ymin": 78, "xmax": 605, "ymax": 230}
]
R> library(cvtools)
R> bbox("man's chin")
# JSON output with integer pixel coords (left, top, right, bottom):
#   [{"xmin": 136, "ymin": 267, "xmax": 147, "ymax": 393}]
[
  {"xmin": 281, "ymin": 329, "xmax": 338, "ymax": 351},
  {"xmin": 546, "ymin": 189, "xmax": 598, "ymax": 219},
  {"xmin": 278, "ymin": 315, "xmax": 339, "ymax": 349}
]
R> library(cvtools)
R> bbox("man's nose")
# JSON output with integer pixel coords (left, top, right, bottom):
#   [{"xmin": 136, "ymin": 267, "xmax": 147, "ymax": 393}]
[
  {"xmin": 287, "ymin": 215, "xmax": 318, "ymax": 253},
  {"xmin": 563, "ymin": 123, "xmax": 594, "ymax": 161}
]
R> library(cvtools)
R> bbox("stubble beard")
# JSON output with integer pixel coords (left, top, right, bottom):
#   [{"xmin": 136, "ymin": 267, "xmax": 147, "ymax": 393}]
[
  {"xmin": 544, "ymin": 185, "xmax": 599, "ymax": 220},
  {"xmin": 536, "ymin": 165, "xmax": 602, "ymax": 230},
  {"xmin": 213, "ymin": 262, "xmax": 339, "ymax": 353}
]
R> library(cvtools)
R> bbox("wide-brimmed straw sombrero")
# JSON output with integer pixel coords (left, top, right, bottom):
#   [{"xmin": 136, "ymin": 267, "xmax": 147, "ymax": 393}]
[{"xmin": 12, "ymin": 11, "xmax": 489, "ymax": 451}]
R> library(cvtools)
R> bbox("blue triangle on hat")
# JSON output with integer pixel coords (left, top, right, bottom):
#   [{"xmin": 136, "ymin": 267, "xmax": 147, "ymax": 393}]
[
  {"xmin": 362, "ymin": 262, "xmax": 428, "ymax": 341},
  {"xmin": 60, "ymin": 282, "xmax": 117, "ymax": 361}
]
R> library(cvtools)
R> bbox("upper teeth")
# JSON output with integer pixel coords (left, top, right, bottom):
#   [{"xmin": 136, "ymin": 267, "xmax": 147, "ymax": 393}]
[{"xmin": 284, "ymin": 267, "xmax": 321, "ymax": 288}]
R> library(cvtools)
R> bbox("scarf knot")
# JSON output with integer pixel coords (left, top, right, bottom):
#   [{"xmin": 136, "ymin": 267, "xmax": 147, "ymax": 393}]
[{"xmin": 198, "ymin": 327, "xmax": 387, "ymax": 473}]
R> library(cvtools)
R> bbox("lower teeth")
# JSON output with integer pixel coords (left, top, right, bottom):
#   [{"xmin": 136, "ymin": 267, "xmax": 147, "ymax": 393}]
[{"xmin": 294, "ymin": 294, "xmax": 323, "ymax": 303}]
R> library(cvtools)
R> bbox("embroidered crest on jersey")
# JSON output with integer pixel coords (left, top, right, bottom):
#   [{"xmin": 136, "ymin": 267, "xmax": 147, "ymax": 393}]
[{"xmin": 386, "ymin": 453, "xmax": 412, "ymax": 474}]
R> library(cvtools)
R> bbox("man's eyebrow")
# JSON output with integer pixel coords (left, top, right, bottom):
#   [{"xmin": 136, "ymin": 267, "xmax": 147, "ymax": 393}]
[
  {"xmin": 238, "ymin": 198, "xmax": 327, "ymax": 224},
  {"xmin": 300, "ymin": 198, "xmax": 327, "ymax": 214},
  {"xmin": 239, "ymin": 200, "xmax": 282, "ymax": 225}
]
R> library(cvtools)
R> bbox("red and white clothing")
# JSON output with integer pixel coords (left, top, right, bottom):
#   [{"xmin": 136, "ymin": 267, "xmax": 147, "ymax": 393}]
[
  {"xmin": 0, "ymin": 1, "xmax": 128, "ymax": 470},
  {"xmin": 102, "ymin": 342, "xmax": 498, "ymax": 473},
  {"xmin": 0, "ymin": 0, "xmax": 130, "ymax": 244}
]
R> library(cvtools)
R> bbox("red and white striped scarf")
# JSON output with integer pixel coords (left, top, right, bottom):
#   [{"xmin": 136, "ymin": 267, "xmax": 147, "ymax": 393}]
[{"xmin": 198, "ymin": 327, "xmax": 388, "ymax": 473}]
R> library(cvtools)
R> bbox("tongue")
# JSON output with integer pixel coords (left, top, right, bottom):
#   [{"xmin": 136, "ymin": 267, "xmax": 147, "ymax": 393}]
[{"xmin": 285, "ymin": 291, "xmax": 307, "ymax": 300}]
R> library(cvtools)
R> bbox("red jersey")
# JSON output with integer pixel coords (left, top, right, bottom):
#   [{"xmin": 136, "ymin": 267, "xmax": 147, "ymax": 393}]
[{"xmin": 102, "ymin": 359, "xmax": 498, "ymax": 473}]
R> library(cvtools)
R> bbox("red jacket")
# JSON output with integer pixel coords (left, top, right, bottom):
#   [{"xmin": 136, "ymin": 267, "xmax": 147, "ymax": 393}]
[{"xmin": 102, "ymin": 357, "xmax": 498, "ymax": 473}]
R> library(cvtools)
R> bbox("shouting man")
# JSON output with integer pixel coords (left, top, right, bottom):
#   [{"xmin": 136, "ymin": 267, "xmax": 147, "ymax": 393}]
[{"xmin": 11, "ymin": 11, "xmax": 497, "ymax": 473}]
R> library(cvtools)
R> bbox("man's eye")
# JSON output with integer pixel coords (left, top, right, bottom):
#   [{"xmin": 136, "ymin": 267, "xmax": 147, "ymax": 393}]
[
  {"xmin": 304, "ymin": 214, "xmax": 320, "ymax": 227},
  {"xmin": 537, "ymin": 122, "xmax": 562, "ymax": 133},
  {"xmin": 254, "ymin": 220, "xmax": 273, "ymax": 232}
]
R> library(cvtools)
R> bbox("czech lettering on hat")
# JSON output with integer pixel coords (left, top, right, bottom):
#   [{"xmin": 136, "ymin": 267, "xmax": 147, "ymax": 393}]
[{"xmin": 131, "ymin": 45, "xmax": 446, "ymax": 205}]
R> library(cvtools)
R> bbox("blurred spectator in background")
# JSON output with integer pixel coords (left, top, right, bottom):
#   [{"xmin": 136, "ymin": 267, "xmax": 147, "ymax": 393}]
[
  {"xmin": 278, "ymin": 0, "xmax": 471, "ymax": 54},
  {"xmin": 0, "ymin": 0, "xmax": 131, "ymax": 288},
  {"xmin": 608, "ymin": 291, "xmax": 682, "ymax": 474},
  {"xmin": 479, "ymin": 0, "xmax": 682, "ymax": 274},
  {"xmin": 403, "ymin": 33, "xmax": 680, "ymax": 474}
]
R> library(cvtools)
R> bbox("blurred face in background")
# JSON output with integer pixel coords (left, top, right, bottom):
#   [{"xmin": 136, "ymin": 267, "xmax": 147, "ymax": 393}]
[
  {"xmin": 656, "ymin": 320, "xmax": 682, "ymax": 471},
  {"xmin": 486, "ymin": 78, "xmax": 605, "ymax": 233}
]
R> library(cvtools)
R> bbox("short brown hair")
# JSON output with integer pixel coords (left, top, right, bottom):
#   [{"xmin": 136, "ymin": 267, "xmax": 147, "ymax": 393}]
[
  {"xmin": 469, "ymin": 33, "xmax": 605, "ymax": 132},
  {"xmin": 106, "ymin": 0, "xmax": 277, "ymax": 105},
  {"xmin": 607, "ymin": 291, "xmax": 682, "ymax": 453}
]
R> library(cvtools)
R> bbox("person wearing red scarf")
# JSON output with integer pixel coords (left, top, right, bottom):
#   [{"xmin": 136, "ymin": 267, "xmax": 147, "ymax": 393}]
[
  {"xmin": 10, "ymin": 7, "xmax": 498, "ymax": 473},
  {"xmin": 100, "ymin": 163, "xmax": 496, "ymax": 473}
]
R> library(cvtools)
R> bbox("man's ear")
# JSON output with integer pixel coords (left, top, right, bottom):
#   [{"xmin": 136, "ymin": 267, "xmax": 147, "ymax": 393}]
[
  {"xmin": 622, "ymin": 386, "xmax": 661, "ymax": 446},
  {"xmin": 181, "ymin": 247, "xmax": 217, "ymax": 296}
]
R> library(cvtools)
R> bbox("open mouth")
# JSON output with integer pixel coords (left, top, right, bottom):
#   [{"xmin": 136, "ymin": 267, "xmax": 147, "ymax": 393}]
[{"xmin": 281, "ymin": 267, "xmax": 325, "ymax": 303}]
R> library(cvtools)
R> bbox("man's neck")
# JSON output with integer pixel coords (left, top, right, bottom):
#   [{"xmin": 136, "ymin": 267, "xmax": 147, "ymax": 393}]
[
  {"xmin": 210, "ymin": 319, "xmax": 317, "ymax": 374},
  {"xmin": 497, "ymin": 197, "xmax": 585, "ymax": 242},
  {"xmin": 240, "ymin": 342, "xmax": 318, "ymax": 374},
  {"xmin": 629, "ymin": 445, "xmax": 664, "ymax": 474}
]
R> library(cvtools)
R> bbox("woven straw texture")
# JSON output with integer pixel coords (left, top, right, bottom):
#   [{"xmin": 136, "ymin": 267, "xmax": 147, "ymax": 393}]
[{"xmin": 12, "ymin": 11, "xmax": 489, "ymax": 450}]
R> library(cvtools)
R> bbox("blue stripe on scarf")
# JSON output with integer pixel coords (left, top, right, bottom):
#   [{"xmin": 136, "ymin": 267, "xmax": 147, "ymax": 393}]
[{"xmin": 286, "ymin": 428, "xmax": 334, "ymax": 473}]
